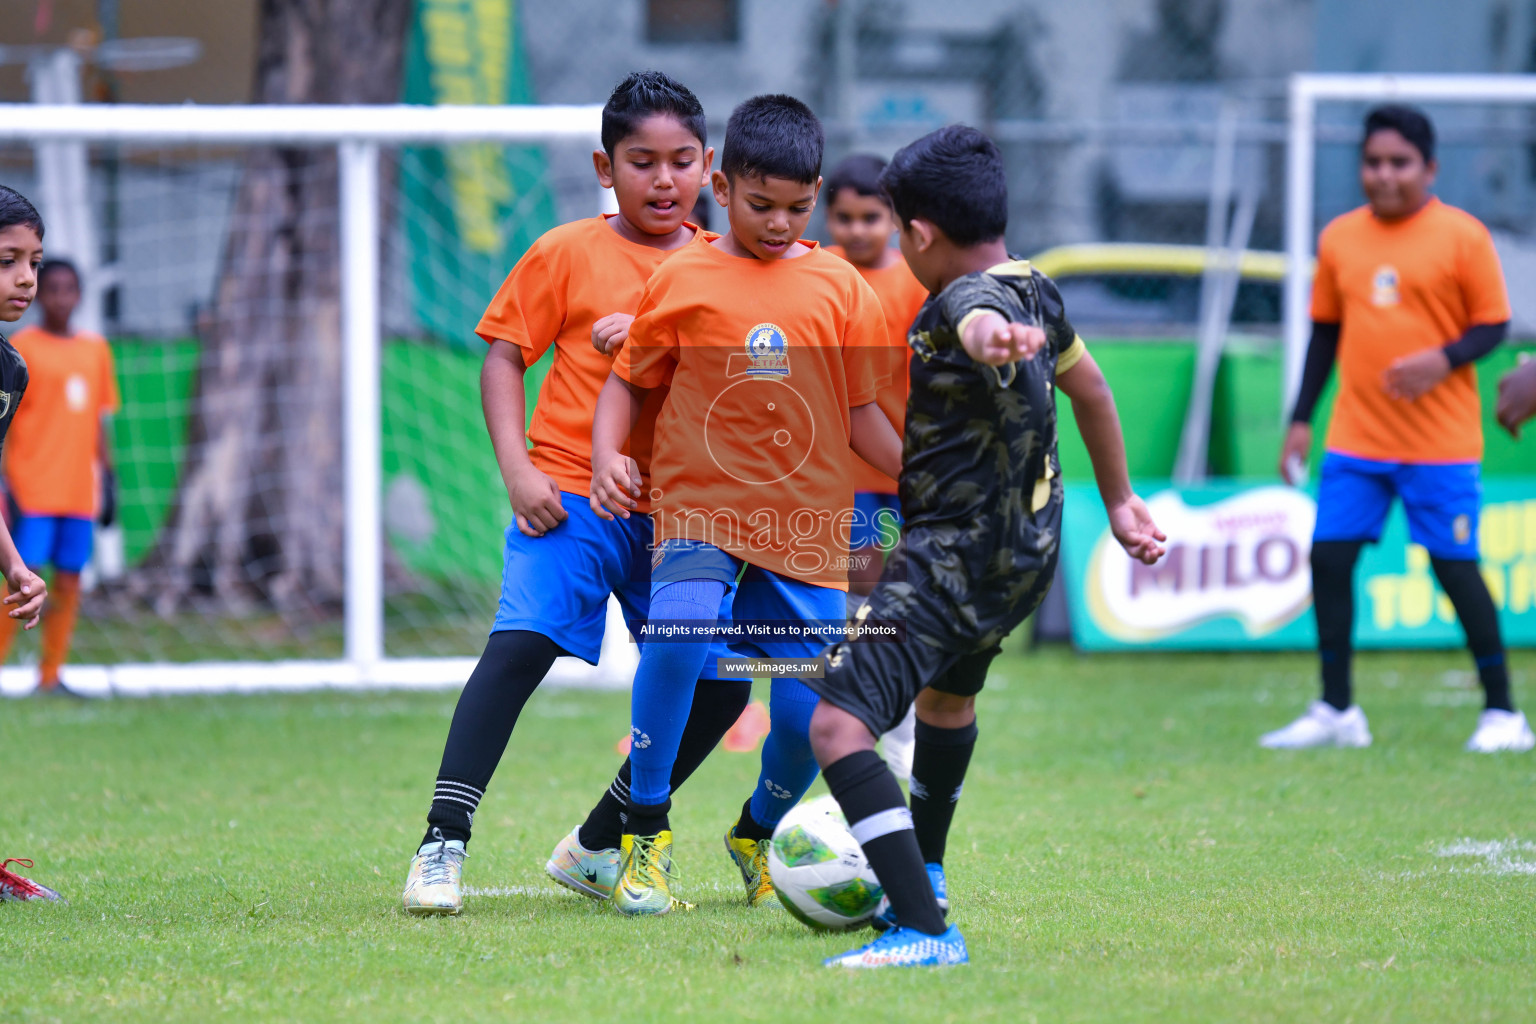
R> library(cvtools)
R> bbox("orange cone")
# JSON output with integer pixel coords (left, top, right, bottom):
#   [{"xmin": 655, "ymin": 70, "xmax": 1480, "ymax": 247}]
[{"xmin": 723, "ymin": 700, "xmax": 771, "ymax": 752}]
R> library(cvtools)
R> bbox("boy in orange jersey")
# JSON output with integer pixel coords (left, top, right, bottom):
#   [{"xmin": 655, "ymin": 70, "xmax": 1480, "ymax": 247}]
[
  {"xmin": 402, "ymin": 71, "xmax": 756, "ymax": 916},
  {"xmin": 0, "ymin": 187, "xmax": 49, "ymax": 641},
  {"xmin": 825, "ymin": 152, "xmax": 931, "ymax": 779},
  {"xmin": 0, "ymin": 258, "xmax": 111, "ymax": 693},
  {"xmin": 587, "ymin": 95, "xmax": 901, "ymax": 915},
  {"xmin": 1266, "ymin": 104, "xmax": 1529, "ymax": 753}
]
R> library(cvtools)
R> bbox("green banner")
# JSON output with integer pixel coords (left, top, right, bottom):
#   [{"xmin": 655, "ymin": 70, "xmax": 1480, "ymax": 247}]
[
  {"xmin": 401, "ymin": 0, "xmax": 558, "ymax": 345},
  {"xmin": 1059, "ymin": 478, "xmax": 1536, "ymax": 651}
]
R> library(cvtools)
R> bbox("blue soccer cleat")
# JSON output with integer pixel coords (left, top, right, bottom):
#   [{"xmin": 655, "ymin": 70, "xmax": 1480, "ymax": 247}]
[
  {"xmin": 870, "ymin": 862, "xmax": 948, "ymax": 932},
  {"xmin": 824, "ymin": 924, "xmax": 968, "ymax": 968}
]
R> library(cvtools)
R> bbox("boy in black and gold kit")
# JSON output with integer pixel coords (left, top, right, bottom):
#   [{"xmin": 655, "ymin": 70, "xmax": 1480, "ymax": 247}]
[{"xmin": 807, "ymin": 126, "xmax": 1166, "ymax": 968}]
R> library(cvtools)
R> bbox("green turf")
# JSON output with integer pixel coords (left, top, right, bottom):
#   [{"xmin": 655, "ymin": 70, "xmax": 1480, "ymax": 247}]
[{"xmin": 5, "ymin": 648, "xmax": 1535, "ymax": 1022}]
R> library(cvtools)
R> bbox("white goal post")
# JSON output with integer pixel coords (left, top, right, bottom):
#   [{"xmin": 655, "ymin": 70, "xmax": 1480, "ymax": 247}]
[
  {"xmin": 0, "ymin": 102, "xmax": 639, "ymax": 696},
  {"xmin": 1284, "ymin": 73, "xmax": 1536, "ymax": 418}
]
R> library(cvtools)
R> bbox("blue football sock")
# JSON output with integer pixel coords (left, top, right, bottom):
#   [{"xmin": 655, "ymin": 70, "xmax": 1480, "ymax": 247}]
[
  {"xmin": 747, "ymin": 676, "xmax": 822, "ymax": 831},
  {"xmin": 628, "ymin": 579, "xmax": 726, "ymax": 807}
]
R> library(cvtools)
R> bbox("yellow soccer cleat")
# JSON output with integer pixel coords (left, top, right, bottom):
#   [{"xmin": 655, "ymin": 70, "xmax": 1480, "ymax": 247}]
[
  {"xmin": 724, "ymin": 821, "xmax": 781, "ymax": 909},
  {"xmin": 402, "ymin": 828, "xmax": 466, "ymax": 916},
  {"xmin": 612, "ymin": 831, "xmax": 692, "ymax": 916}
]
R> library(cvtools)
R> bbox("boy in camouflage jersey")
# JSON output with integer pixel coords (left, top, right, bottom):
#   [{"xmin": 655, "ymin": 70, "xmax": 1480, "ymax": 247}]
[{"xmin": 807, "ymin": 126, "xmax": 1166, "ymax": 968}]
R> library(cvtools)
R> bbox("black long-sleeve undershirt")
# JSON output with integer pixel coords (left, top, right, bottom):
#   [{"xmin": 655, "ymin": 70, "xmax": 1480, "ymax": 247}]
[{"xmin": 1288, "ymin": 319, "xmax": 1510, "ymax": 424}]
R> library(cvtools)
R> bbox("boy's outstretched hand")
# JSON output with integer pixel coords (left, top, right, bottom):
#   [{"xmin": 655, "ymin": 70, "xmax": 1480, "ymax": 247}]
[
  {"xmin": 1107, "ymin": 496, "xmax": 1166, "ymax": 565},
  {"xmin": 591, "ymin": 313, "xmax": 634, "ymax": 356},
  {"xmin": 590, "ymin": 451, "xmax": 641, "ymax": 521},
  {"xmin": 4, "ymin": 565, "xmax": 45, "ymax": 630},
  {"xmin": 960, "ymin": 312, "xmax": 1046, "ymax": 367}
]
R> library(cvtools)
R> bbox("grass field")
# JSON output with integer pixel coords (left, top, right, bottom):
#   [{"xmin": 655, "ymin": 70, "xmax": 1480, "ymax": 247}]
[{"xmin": 4, "ymin": 647, "xmax": 1535, "ymax": 1023}]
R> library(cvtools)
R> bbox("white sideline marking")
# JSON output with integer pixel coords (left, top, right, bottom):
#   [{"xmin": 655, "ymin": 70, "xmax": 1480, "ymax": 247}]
[
  {"xmin": 462, "ymin": 885, "xmax": 564, "ymax": 899},
  {"xmin": 1430, "ymin": 838, "xmax": 1536, "ymax": 876}
]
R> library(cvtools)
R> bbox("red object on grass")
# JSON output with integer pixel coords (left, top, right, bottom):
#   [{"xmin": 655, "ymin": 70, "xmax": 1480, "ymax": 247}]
[
  {"xmin": 723, "ymin": 700, "xmax": 771, "ymax": 752},
  {"xmin": 0, "ymin": 858, "xmax": 63, "ymax": 902}
]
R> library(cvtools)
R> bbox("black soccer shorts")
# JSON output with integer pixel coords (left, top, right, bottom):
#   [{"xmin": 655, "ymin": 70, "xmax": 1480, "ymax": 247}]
[{"xmin": 807, "ymin": 630, "xmax": 1003, "ymax": 738}]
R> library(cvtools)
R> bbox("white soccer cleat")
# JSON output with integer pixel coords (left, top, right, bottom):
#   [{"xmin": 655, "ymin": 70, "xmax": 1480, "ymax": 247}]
[
  {"xmin": 1465, "ymin": 709, "xmax": 1535, "ymax": 753},
  {"xmin": 1259, "ymin": 701, "xmax": 1372, "ymax": 749},
  {"xmin": 402, "ymin": 828, "xmax": 466, "ymax": 915},
  {"xmin": 545, "ymin": 826, "xmax": 621, "ymax": 900},
  {"xmin": 880, "ymin": 705, "xmax": 917, "ymax": 781}
]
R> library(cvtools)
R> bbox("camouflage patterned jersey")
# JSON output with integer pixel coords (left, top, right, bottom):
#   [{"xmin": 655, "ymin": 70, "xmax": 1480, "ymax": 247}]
[{"xmin": 883, "ymin": 259, "xmax": 1087, "ymax": 650}]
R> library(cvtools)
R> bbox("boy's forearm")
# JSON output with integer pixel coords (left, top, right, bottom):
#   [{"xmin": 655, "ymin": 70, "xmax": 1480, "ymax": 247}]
[
  {"xmin": 849, "ymin": 403, "xmax": 902, "ymax": 481},
  {"xmin": 0, "ymin": 519, "xmax": 26, "ymax": 577},
  {"xmin": 1060, "ymin": 361, "xmax": 1134, "ymax": 508},
  {"xmin": 592, "ymin": 372, "xmax": 647, "ymax": 459},
  {"xmin": 480, "ymin": 342, "xmax": 534, "ymax": 485}
]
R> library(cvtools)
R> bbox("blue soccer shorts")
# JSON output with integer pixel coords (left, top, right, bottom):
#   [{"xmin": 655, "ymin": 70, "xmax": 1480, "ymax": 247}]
[
  {"xmin": 650, "ymin": 538, "xmax": 846, "ymax": 680},
  {"xmin": 14, "ymin": 514, "xmax": 94, "ymax": 574},
  {"xmin": 493, "ymin": 491, "xmax": 652, "ymax": 664},
  {"xmin": 850, "ymin": 491, "xmax": 902, "ymax": 552},
  {"xmin": 1313, "ymin": 451, "xmax": 1482, "ymax": 560}
]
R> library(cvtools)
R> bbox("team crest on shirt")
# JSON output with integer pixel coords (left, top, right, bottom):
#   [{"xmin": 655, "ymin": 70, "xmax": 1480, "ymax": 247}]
[
  {"xmin": 0, "ymin": 391, "xmax": 10, "ymax": 419},
  {"xmin": 742, "ymin": 323, "xmax": 789, "ymax": 376},
  {"xmin": 1372, "ymin": 265, "xmax": 1400, "ymax": 307}
]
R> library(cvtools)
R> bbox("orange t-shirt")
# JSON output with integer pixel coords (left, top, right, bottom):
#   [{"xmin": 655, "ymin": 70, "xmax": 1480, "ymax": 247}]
[
  {"xmin": 827, "ymin": 245, "xmax": 929, "ymax": 494},
  {"xmin": 475, "ymin": 215, "xmax": 713, "ymax": 512},
  {"xmin": 5, "ymin": 327, "xmax": 118, "ymax": 517},
  {"xmin": 617, "ymin": 241, "xmax": 885, "ymax": 589},
  {"xmin": 1311, "ymin": 198, "xmax": 1510, "ymax": 463}
]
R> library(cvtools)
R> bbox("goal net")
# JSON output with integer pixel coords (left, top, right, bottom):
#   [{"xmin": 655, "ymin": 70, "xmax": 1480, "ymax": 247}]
[{"xmin": 0, "ymin": 103, "xmax": 638, "ymax": 696}]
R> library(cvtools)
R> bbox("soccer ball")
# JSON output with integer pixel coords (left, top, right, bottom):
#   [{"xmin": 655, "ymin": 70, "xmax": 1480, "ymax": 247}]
[{"xmin": 768, "ymin": 795, "xmax": 883, "ymax": 930}]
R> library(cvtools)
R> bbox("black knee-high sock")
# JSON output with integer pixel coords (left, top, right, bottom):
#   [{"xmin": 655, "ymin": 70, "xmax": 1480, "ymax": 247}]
[
  {"xmin": 1431, "ymin": 557, "xmax": 1514, "ymax": 712},
  {"xmin": 422, "ymin": 630, "xmax": 561, "ymax": 847},
  {"xmin": 910, "ymin": 719, "xmax": 977, "ymax": 866},
  {"xmin": 1311, "ymin": 541, "xmax": 1362, "ymax": 711},
  {"xmin": 823, "ymin": 750, "xmax": 947, "ymax": 936},
  {"xmin": 579, "ymin": 679, "xmax": 752, "ymax": 850}
]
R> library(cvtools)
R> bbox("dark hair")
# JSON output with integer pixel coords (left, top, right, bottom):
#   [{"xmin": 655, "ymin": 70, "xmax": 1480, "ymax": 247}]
[
  {"xmin": 1363, "ymin": 104, "xmax": 1435, "ymax": 163},
  {"xmin": 0, "ymin": 185, "xmax": 44, "ymax": 241},
  {"xmin": 601, "ymin": 70, "xmax": 707, "ymax": 157},
  {"xmin": 825, "ymin": 153, "xmax": 889, "ymax": 208},
  {"xmin": 720, "ymin": 94, "xmax": 823, "ymax": 185},
  {"xmin": 879, "ymin": 125, "xmax": 1007, "ymax": 246},
  {"xmin": 38, "ymin": 258, "xmax": 79, "ymax": 289}
]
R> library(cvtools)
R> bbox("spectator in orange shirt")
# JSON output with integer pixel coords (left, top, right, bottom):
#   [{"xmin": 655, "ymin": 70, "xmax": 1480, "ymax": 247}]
[
  {"xmin": 0, "ymin": 258, "xmax": 113, "ymax": 693},
  {"xmin": 1266, "ymin": 105, "xmax": 1529, "ymax": 753},
  {"xmin": 824, "ymin": 152, "xmax": 931, "ymax": 780}
]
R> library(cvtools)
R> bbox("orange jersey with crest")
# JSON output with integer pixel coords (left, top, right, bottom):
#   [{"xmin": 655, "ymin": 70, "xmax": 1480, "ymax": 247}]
[
  {"xmin": 5, "ymin": 327, "xmax": 118, "ymax": 517},
  {"xmin": 827, "ymin": 245, "xmax": 929, "ymax": 494},
  {"xmin": 1311, "ymin": 198, "xmax": 1509, "ymax": 463},
  {"xmin": 475, "ymin": 215, "xmax": 714, "ymax": 512},
  {"xmin": 616, "ymin": 240, "xmax": 885, "ymax": 588}
]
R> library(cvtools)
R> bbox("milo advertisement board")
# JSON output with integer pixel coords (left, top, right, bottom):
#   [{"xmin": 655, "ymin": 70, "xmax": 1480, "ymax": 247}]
[{"xmin": 1059, "ymin": 479, "xmax": 1536, "ymax": 651}]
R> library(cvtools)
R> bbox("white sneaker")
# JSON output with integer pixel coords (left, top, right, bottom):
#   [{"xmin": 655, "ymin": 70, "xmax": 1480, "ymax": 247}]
[
  {"xmin": 402, "ymin": 828, "xmax": 466, "ymax": 915},
  {"xmin": 1259, "ymin": 701, "xmax": 1372, "ymax": 749},
  {"xmin": 880, "ymin": 705, "xmax": 917, "ymax": 781},
  {"xmin": 1465, "ymin": 709, "xmax": 1536, "ymax": 753}
]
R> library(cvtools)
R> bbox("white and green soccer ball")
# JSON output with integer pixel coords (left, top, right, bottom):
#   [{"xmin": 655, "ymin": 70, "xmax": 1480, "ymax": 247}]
[{"xmin": 768, "ymin": 795, "xmax": 883, "ymax": 930}]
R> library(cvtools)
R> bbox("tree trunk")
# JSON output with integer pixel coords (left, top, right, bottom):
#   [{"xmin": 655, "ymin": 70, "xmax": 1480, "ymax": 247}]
[{"xmin": 143, "ymin": 0, "xmax": 411, "ymax": 615}]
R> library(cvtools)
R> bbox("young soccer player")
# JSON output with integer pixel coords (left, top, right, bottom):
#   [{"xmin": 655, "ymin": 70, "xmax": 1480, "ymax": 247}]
[
  {"xmin": 401, "ymin": 71, "xmax": 754, "ymax": 915},
  {"xmin": 0, "ymin": 259, "xmax": 117, "ymax": 693},
  {"xmin": 825, "ymin": 152, "xmax": 931, "ymax": 779},
  {"xmin": 0, "ymin": 187, "xmax": 49, "ymax": 638},
  {"xmin": 1263, "ymin": 104, "xmax": 1530, "ymax": 753},
  {"xmin": 586, "ymin": 94, "xmax": 900, "ymax": 915},
  {"xmin": 804, "ymin": 125, "xmax": 1166, "ymax": 968}
]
